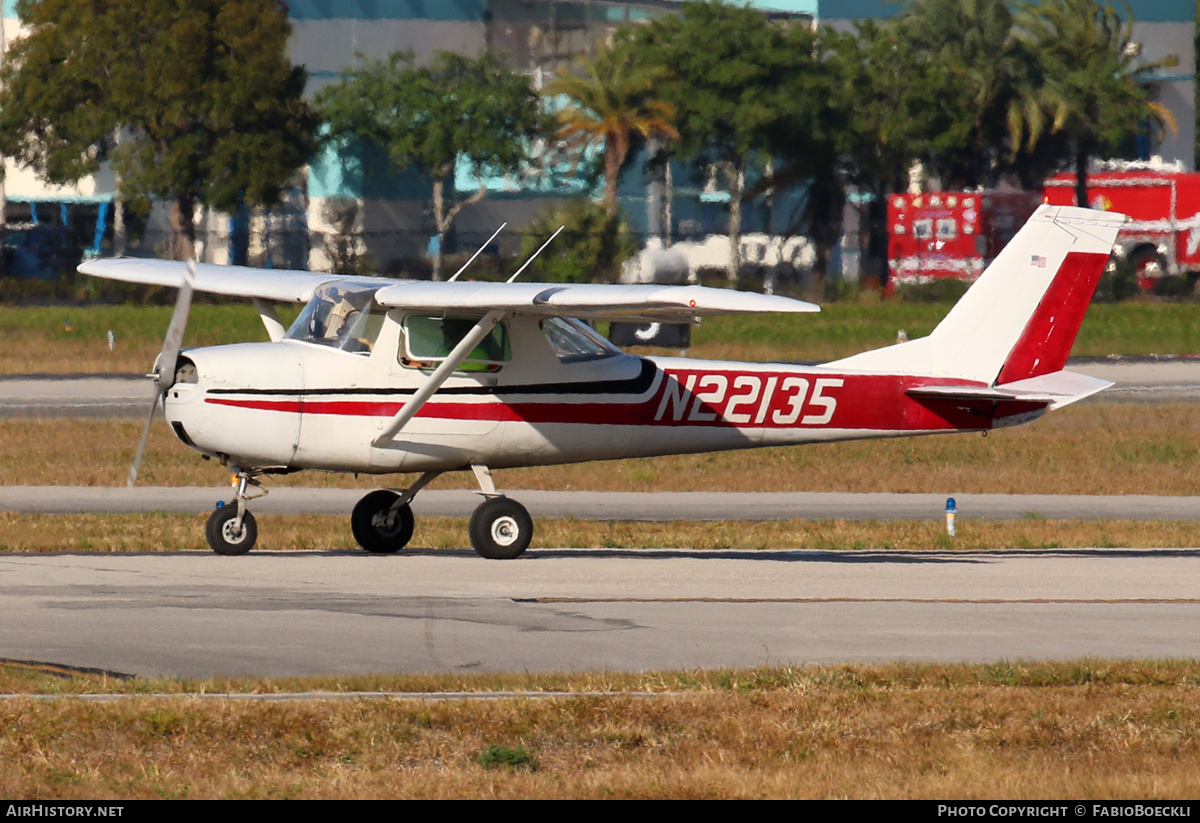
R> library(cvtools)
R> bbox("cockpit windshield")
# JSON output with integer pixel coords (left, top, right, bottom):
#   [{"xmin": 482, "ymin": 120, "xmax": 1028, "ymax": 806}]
[{"xmin": 285, "ymin": 283, "xmax": 385, "ymax": 353}]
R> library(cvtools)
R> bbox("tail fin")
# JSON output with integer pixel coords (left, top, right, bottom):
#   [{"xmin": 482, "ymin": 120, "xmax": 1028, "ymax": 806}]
[{"xmin": 830, "ymin": 205, "xmax": 1126, "ymax": 384}]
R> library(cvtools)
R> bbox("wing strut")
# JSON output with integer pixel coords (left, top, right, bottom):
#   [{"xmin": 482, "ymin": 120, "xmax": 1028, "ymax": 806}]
[
  {"xmin": 371, "ymin": 309, "xmax": 506, "ymax": 447},
  {"xmin": 252, "ymin": 297, "xmax": 286, "ymax": 342}
]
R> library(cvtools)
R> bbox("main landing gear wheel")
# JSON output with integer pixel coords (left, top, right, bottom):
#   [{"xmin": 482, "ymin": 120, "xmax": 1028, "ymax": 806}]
[
  {"xmin": 351, "ymin": 490, "xmax": 415, "ymax": 553},
  {"xmin": 468, "ymin": 497, "xmax": 533, "ymax": 560},
  {"xmin": 205, "ymin": 506, "xmax": 258, "ymax": 556}
]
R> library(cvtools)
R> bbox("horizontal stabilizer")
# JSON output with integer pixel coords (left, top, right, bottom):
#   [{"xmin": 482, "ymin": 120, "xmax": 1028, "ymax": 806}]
[{"xmin": 907, "ymin": 369, "xmax": 1113, "ymax": 411}]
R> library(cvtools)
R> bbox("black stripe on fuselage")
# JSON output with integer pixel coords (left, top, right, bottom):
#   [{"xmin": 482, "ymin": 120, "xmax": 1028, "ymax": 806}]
[{"xmin": 205, "ymin": 358, "xmax": 659, "ymax": 398}]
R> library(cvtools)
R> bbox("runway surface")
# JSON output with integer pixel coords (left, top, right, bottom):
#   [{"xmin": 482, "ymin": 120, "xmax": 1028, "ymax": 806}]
[{"xmin": 2, "ymin": 547, "xmax": 1197, "ymax": 678}]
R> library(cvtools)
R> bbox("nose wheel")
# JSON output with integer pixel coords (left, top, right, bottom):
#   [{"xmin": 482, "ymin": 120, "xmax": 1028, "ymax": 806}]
[
  {"xmin": 206, "ymin": 505, "xmax": 258, "ymax": 555},
  {"xmin": 204, "ymin": 470, "xmax": 265, "ymax": 555}
]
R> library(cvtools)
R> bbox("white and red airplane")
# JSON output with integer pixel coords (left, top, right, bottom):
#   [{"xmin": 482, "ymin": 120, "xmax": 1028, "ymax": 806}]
[{"xmin": 78, "ymin": 204, "xmax": 1124, "ymax": 559}]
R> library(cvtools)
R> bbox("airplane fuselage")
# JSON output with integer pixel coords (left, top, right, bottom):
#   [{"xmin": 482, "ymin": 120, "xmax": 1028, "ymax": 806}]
[{"xmin": 163, "ymin": 312, "xmax": 1040, "ymax": 477}]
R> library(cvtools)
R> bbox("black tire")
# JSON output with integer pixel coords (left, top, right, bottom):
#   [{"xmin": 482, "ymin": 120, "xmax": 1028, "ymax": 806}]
[
  {"xmin": 205, "ymin": 506, "xmax": 257, "ymax": 556},
  {"xmin": 351, "ymin": 490, "xmax": 414, "ymax": 553},
  {"xmin": 468, "ymin": 498, "xmax": 532, "ymax": 560}
]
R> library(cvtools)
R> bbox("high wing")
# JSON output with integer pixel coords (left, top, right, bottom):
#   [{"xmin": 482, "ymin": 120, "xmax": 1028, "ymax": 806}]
[
  {"xmin": 78, "ymin": 258, "xmax": 819, "ymax": 321},
  {"xmin": 77, "ymin": 258, "xmax": 381, "ymax": 304},
  {"xmin": 371, "ymin": 281, "xmax": 817, "ymax": 321}
]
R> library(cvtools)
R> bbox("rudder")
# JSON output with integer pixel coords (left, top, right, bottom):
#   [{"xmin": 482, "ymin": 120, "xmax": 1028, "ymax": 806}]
[{"xmin": 994, "ymin": 246, "xmax": 1111, "ymax": 384}]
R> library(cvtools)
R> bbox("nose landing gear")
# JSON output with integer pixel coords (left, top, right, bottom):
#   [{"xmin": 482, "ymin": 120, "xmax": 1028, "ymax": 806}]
[
  {"xmin": 206, "ymin": 505, "xmax": 258, "ymax": 555},
  {"xmin": 205, "ymin": 471, "xmax": 265, "ymax": 555}
]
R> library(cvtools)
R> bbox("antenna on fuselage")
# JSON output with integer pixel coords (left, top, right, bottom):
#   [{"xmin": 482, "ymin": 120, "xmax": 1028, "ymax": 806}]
[
  {"xmin": 507, "ymin": 225, "xmax": 565, "ymax": 283},
  {"xmin": 447, "ymin": 222, "xmax": 507, "ymax": 282}
]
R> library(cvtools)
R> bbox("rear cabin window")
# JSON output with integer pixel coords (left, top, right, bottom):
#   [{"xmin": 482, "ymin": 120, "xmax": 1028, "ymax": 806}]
[{"xmin": 402, "ymin": 315, "xmax": 511, "ymax": 371}]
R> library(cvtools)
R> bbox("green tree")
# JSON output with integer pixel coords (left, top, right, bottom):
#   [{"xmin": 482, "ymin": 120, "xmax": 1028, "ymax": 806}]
[
  {"xmin": 317, "ymin": 51, "xmax": 549, "ymax": 280},
  {"xmin": 0, "ymin": 0, "xmax": 320, "ymax": 261},
  {"xmin": 626, "ymin": 1, "xmax": 830, "ymax": 282},
  {"xmin": 889, "ymin": 0, "xmax": 1027, "ymax": 189},
  {"xmin": 1013, "ymin": 0, "xmax": 1177, "ymax": 207},
  {"xmin": 519, "ymin": 199, "xmax": 636, "ymax": 283},
  {"xmin": 830, "ymin": 2, "xmax": 1063, "ymax": 285},
  {"xmin": 542, "ymin": 46, "xmax": 679, "ymax": 217},
  {"xmin": 830, "ymin": 21, "xmax": 929, "ymax": 287}
]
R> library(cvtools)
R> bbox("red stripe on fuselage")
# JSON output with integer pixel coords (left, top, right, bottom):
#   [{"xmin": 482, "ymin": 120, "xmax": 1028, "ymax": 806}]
[{"xmin": 204, "ymin": 368, "xmax": 1021, "ymax": 432}]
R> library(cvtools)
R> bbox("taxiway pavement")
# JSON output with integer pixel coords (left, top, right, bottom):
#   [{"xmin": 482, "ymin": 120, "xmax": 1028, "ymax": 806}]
[{"xmin": 1, "ymin": 548, "xmax": 1196, "ymax": 678}]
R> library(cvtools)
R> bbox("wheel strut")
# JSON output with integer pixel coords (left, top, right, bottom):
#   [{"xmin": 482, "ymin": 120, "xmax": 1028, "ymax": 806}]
[{"xmin": 205, "ymin": 469, "xmax": 266, "ymax": 555}]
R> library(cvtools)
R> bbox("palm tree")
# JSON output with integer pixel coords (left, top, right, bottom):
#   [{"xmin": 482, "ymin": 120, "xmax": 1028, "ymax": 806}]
[
  {"xmin": 543, "ymin": 50, "xmax": 679, "ymax": 216},
  {"xmin": 1012, "ymin": 0, "xmax": 1177, "ymax": 207},
  {"xmin": 893, "ymin": 0, "xmax": 1025, "ymax": 188}
]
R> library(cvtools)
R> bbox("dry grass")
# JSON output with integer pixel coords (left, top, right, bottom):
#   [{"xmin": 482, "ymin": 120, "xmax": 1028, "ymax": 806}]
[
  {"xmin": 3, "ymin": 512, "xmax": 1200, "ymax": 553},
  {"xmin": 4, "ymin": 402, "xmax": 1198, "ymax": 496},
  {"xmin": 2, "ymin": 660, "xmax": 1199, "ymax": 798}
]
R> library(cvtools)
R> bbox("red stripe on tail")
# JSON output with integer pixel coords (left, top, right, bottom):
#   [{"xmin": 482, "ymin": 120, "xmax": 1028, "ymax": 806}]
[{"xmin": 995, "ymin": 251, "xmax": 1110, "ymax": 384}]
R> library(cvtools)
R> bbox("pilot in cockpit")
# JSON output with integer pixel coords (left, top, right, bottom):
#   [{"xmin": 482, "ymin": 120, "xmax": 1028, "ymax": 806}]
[
  {"xmin": 287, "ymin": 283, "xmax": 380, "ymax": 353},
  {"xmin": 311, "ymin": 287, "xmax": 358, "ymax": 342}
]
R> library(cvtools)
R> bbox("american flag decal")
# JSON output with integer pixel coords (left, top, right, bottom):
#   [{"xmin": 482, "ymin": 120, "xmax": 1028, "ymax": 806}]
[{"xmin": 1031, "ymin": 255, "xmax": 1047, "ymax": 267}]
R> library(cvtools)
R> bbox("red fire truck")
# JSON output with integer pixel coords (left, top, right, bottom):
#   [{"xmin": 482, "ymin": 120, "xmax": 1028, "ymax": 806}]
[
  {"xmin": 887, "ymin": 162, "xmax": 1200, "ymax": 293},
  {"xmin": 886, "ymin": 190, "xmax": 1041, "ymax": 290},
  {"xmin": 1042, "ymin": 162, "xmax": 1200, "ymax": 290}
]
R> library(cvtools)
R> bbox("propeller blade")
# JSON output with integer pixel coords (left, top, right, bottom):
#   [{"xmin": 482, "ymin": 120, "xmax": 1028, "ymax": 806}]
[
  {"xmin": 154, "ymin": 258, "xmax": 196, "ymax": 392},
  {"xmin": 127, "ymin": 258, "xmax": 196, "ymax": 487},
  {"xmin": 127, "ymin": 390, "xmax": 159, "ymax": 488}
]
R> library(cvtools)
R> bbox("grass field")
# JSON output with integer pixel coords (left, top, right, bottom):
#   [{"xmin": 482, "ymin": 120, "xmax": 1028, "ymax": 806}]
[
  {"xmin": 2, "ymin": 660, "xmax": 1198, "ymax": 799},
  {"xmin": 5, "ymin": 402, "xmax": 1197, "ymax": 496}
]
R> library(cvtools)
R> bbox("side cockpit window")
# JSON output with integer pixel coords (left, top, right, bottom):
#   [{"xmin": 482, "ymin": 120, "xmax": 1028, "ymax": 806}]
[
  {"xmin": 401, "ymin": 315, "xmax": 511, "ymax": 371},
  {"xmin": 540, "ymin": 317, "xmax": 620, "ymax": 363},
  {"xmin": 285, "ymin": 283, "xmax": 385, "ymax": 354}
]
